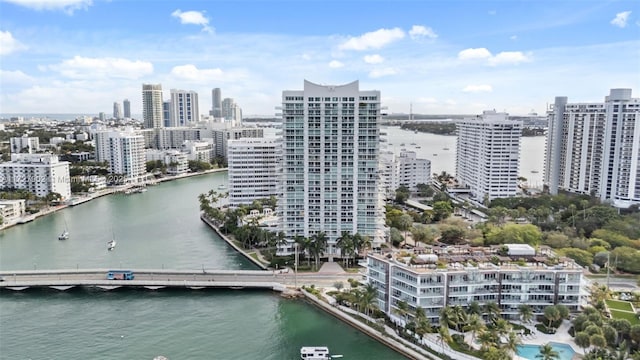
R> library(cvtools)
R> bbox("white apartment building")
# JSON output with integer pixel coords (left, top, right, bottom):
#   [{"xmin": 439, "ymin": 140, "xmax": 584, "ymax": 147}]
[
  {"xmin": 279, "ymin": 80, "xmax": 385, "ymax": 257},
  {"xmin": 10, "ymin": 136, "xmax": 39, "ymax": 154},
  {"xmin": 182, "ymin": 140, "xmax": 215, "ymax": 163},
  {"xmin": 0, "ymin": 199, "xmax": 26, "ymax": 221},
  {"xmin": 545, "ymin": 89, "xmax": 640, "ymax": 208},
  {"xmin": 367, "ymin": 244, "xmax": 583, "ymax": 324},
  {"xmin": 227, "ymin": 137, "xmax": 282, "ymax": 208},
  {"xmin": 398, "ymin": 151, "xmax": 431, "ymax": 192},
  {"xmin": 169, "ymin": 89, "xmax": 200, "ymax": 127},
  {"xmin": 94, "ymin": 130, "xmax": 147, "ymax": 183},
  {"xmin": 0, "ymin": 154, "xmax": 71, "ymax": 200},
  {"xmin": 210, "ymin": 127, "xmax": 265, "ymax": 161},
  {"xmin": 145, "ymin": 149, "xmax": 189, "ymax": 175},
  {"xmin": 455, "ymin": 110, "xmax": 522, "ymax": 202},
  {"xmin": 221, "ymin": 98, "xmax": 242, "ymax": 123}
]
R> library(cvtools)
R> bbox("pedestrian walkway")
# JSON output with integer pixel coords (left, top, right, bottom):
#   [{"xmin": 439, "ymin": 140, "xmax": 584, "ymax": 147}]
[{"xmin": 318, "ymin": 262, "xmax": 346, "ymax": 274}]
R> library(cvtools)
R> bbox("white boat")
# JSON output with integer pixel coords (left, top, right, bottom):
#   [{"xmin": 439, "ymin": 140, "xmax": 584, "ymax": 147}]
[
  {"xmin": 300, "ymin": 347, "xmax": 342, "ymax": 359},
  {"xmin": 58, "ymin": 215, "xmax": 69, "ymax": 240},
  {"xmin": 58, "ymin": 229, "xmax": 69, "ymax": 240},
  {"xmin": 107, "ymin": 239, "xmax": 116, "ymax": 251},
  {"xmin": 218, "ymin": 184, "xmax": 226, "ymax": 190}
]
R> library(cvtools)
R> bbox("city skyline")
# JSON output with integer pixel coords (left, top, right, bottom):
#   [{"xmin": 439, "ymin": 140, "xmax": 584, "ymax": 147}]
[{"xmin": 1, "ymin": 0, "xmax": 638, "ymax": 116}]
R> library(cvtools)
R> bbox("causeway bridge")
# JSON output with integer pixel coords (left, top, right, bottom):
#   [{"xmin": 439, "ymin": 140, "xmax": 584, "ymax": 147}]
[{"xmin": 0, "ymin": 269, "xmax": 356, "ymax": 292}]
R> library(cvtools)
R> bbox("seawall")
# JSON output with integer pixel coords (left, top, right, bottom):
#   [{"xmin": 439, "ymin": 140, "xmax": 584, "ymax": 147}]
[
  {"xmin": 300, "ymin": 289, "xmax": 439, "ymax": 360},
  {"xmin": 200, "ymin": 214, "xmax": 268, "ymax": 270}
]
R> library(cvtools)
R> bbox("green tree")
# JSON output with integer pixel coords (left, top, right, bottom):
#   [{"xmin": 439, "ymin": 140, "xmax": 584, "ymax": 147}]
[
  {"xmin": 397, "ymin": 214, "xmax": 414, "ymax": 247},
  {"xmin": 574, "ymin": 332, "xmax": 591, "ymax": 354},
  {"xmin": 518, "ymin": 304, "xmax": 534, "ymax": 324},
  {"xmin": 308, "ymin": 232, "xmax": 328, "ymax": 270},
  {"xmin": 536, "ymin": 343, "xmax": 560, "ymax": 360},
  {"xmin": 544, "ymin": 305, "xmax": 560, "ymax": 329},
  {"xmin": 432, "ymin": 201, "xmax": 453, "ymax": 221}
]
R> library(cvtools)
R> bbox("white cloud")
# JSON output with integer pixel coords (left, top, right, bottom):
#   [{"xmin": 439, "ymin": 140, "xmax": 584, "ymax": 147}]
[
  {"xmin": 409, "ymin": 25, "xmax": 438, "ymax": 40},
  {"xmin": 459, "ymin": 48, "xmax": 531, "ymax": 65},
  {"xmin": 328, "ymin": 60, "xmax": 344, "ymax": 68},
  {"xmin": 369, "ymin": 67, "xmax": 397, "ymax": 78},
  {"xmin": 611, "ymin": 11, "xmax": 631, "ymax": 28},
  {"xmin": 458, "ymin": 48, "xmax": 492, "ymax": 60},
  {"xmin": 363, "ymin": 54, "xmax": 384, "ymax": 64},
  {"xmin": 0, "ymin": 69, "xmax": 34, "ymax": 84},
  {"xmin": 171, "ymin": 9, "xmax": 213, "ymax": 33},
  {"xmin": 339, "ymin": 28, "xmax": 405, "ymax": 51},
  {"xmin": 0, "ymin": 31, "xmax": 27, "ymax": 55},
  {"xmin": 488, "ymin": 10, "xmax": 497, "ymax": 15},
  {"xmin": 489, "ymin": 51, "xmax": 531, "ymax": 66},
  {"xmin": 170, "ymin": 64, "xmax": 248, "ymax": 82},
  {"xmin": 462, "ymin": 84, "xmax": 493, "ymax": 93},
  {"xmin": 3, "ymin": 0, "xmax": 92, "ymax": 14},
  {"xmin": 49, "ymin": 56, "xmax": 153, "ymax": 79},
  {"xmin": 510, "ymin": 35, "xmax": 518, "ymax": 40}
]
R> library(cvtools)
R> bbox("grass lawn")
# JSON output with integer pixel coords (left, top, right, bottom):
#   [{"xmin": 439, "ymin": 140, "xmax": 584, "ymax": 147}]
[
  {"xmin": 609, "ymin": 309, "xmax": 640, "ymax": 325},
  {"xmin": 606, "ymin": 299, "xmax": 635, "ymax": 312}
]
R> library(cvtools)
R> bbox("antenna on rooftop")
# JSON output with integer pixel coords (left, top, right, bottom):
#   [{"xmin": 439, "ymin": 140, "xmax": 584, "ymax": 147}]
[{"xmin": 409, "ymin": 103, "xmax": 413, "ymax": 121}]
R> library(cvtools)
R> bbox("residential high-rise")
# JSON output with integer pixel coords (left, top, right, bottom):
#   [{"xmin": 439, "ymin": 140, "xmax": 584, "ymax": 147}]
[
  {"xmin": 279, "ymin": 80, "xmax": 384, "ymax": 257},
  {"xmin": 221, "ymin": 98, "xmax": 242, "ymax": 123},
  {"xmin": 113, "ymin": 102, "xmax": 122, "ymax": 120},
  {"xmin": 545, "ymin": 89, "xmax": 640, "ymax": 208},
  {"xmin": 170, "ymin": 89, "xmax": 200, "ymax": 127},
  {"xmin": 0, "ymin": 154, "xmax": 71, "ymax": 200},
  {"xmin": 227, "ymin": 137, "xmax": 282, "ymax": 208},
  {"xmin": 211, "ymin": 88, "xmax": 222, "ymax": 118},
  {"xmin": 123, "ymin": 99, "xmax": 131, "ymax": 119},
  {"xmin": 10, "ymin": 135, "xmax": 39, "ymax": 154},
  {"xmin": 142, "ymin": 84, "xmax": 163, "ymax": 129},
  {"xmin": 162, "ymin": 100, "xmax": 171, "ymax": 128},
  {"xmin": 95, "ymin": 129, "xmax": 147, "ymax": 183},
  {"xmin": 398, "ymin": 151, "xmax": 431, "ymax": 192},
  {"xmin": 455, "ymin": 110, "xmax": 522, "ymax": 203}
]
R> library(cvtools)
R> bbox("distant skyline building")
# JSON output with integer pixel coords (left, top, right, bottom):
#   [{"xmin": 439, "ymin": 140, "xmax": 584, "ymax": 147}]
[
  {"xmin": 123, "ymin": 99, "xmax": 131, "ymax": 119},
  {"xmin": 227, "ymin": 137, "xmax": 282, "ymax": 208},
  {"xmin": 142, "ymin": 84, "xmax": 163, "ymax": 129},
  {"xmin": 221, "ymin": 98, "xmax": 242, "ymax": 123},
  {"xmin": 455, "ymin": 110, "xmax": 522, "ymax": 203},
  {"xmin": 113, "ymin": 101, "xmax": 122, "ymax": 120},
  {"xmin": 545, "ymin": 88, "xmax": 640, "ymax": 208},
  {"xmin": 211, "ymin": 88, "xmax": 222, "ymax": 118},
  {"xmin": 170, "ymin": 89, "xmax": 199, "ymax": 127},
  {"xmin": 10, "ymin": 135, "xmax": 39, "ymax": 154},
  {"xmin": 162, "ymin": 100, "xmax": 171, "ymax": 128},
  {"xmin": 279, "ymin": 80, "xmax": 385, "ymax": 257}
]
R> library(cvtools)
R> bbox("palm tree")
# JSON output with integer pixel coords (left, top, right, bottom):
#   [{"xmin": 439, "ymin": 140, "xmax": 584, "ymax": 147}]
[
  {"xmin": 294, "ymin": 235, "xmax": 311, "ymax": 267},
  {"xmin": 439, "ymin": 306, "xmax": 457, "ymax": 330},
  {"xmin": 484, "ymin": 301, "xmax": 502, "ymax": 323},
  {"xmin": 436, "ymin": 325, "xmax": 451, "ymax": 353},
  {"xmin": 351, "ymin": 232, "xmax": 365, "ymax": 266},
  {"xmin": 359, "ymin": 283, "xmax": 378, "ymax": 317},
  {"xmin": 467, "ymin": 301, "xmax": 482, "ymax": 316},
  {"xmin": 395, "ymin": 300, "xmax": 410, "ymax": 325},
  {"xmin": 518, "ymin": 304, "xmax": 534, "ymax": 324},
  {"xmin": 502, "ymin": 331, "xmax": 522, "ymax": 356},
  {"xmin": 544, "ymin": 305, "xmax": 560, "ymax": 329},
  {"xmin": 309, "ymin": 232, "xmax": 328, "ymax": 270},
  {"xmin": 336, "ymin": 232, "xmax": 354, "ymax": 267},
  {"xmin": 452, "ymin": 305, "xmax": 467, "ymax": 331},
  {"xmin": 464, "ymin": 313, "xmax": 485, "ymax": 343},
  {"xmin": 536, "ymin": 343, "xmax": 560, "ymax": 360},
  {"xmin": 477, "ymin": 329, "xmax": 497, "ymax": 351}
]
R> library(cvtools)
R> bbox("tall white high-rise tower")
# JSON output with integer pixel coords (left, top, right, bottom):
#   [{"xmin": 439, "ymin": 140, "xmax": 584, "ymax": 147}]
[
  {"xmin": 142, "ymin": 84, "xmax": 163, "ymax": 129},
  {"xmin": 279, "ymin": 80, "xmax": 385, "ymax": 257}
]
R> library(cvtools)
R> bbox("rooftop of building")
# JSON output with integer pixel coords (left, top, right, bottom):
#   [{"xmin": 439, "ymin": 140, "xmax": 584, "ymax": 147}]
[{"xmin": 369, "ymin": 243, "xmax": 582, "ymax": 273}]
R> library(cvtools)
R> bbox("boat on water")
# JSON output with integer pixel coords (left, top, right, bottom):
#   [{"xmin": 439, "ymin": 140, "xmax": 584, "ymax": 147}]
[
  {"xmin": 531, "ymin": 170, "xmax": 539, "ymax": 173},
  {"xmin": 433, "ymin": 153, "xmax": 438, "ymax": 156},
  {"xmin": 58, "ymin": 215, "xmax": 69, "ymax": 240},
  {"xmin": 300, "ymin": 347, "xmax": 342, "ymax": 359},
  {"xmin": 107, "ymin": 239, "xmax": 116, "ymax": 251},
  {"xmin": 218, "ymin": 184, "xmax": 226, "ymax": 190},
  {"xmin": 415, "ymin": 146, "xmax": 421, "ymax": 149},
  {"xmin": 443, "ymin": 147, "xmax": 450, "ymax": 150},
  {"xmin": 58, "ymin": 229, "xmax": 69, "ymax": 240}
]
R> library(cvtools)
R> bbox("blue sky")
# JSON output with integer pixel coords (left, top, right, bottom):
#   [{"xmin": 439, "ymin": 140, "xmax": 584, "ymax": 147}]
[{"xmin": 1, "ymin": 0, "xmax": 639, "ymax": 117}]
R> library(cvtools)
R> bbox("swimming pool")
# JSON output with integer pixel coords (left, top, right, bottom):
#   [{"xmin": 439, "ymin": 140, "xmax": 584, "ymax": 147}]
[{"xmin": 516, "ymin": 342, "xmax": 576, "ymax": 360}]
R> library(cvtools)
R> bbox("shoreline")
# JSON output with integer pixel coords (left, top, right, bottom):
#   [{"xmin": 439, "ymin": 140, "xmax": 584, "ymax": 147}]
[
  {"xmin": 199, "ymin": 214, "xmax": 269, "ymax": 270},
  {"xmin": 0, "ymin": 168, "xmax": 227, "ymax": 231}
]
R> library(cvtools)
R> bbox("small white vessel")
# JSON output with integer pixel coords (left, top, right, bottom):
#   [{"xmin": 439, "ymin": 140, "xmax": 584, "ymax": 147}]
[
  {"xmin": 58, "ymin": 229, "xmax": 69, "ymax": 240},
  {"xmin": 218, "ymin": 184, "xmax": 226, "ymax": 190},
  {"xmin": 107, "ymin": 239, "xmax": 116, "ymax": 251},
  {"xmin": 300, "ymin": 346, "xmax": 342, "ymax": 359}
]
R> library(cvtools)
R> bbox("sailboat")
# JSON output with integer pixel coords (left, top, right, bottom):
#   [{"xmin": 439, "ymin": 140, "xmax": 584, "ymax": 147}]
[
  {"xmin": 58, "ymin": 215, "xmax": 69, "ymax": 240},
  {"xmin": 107, "ymin": 228, "xmax": 117, "ymax": 251}
]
